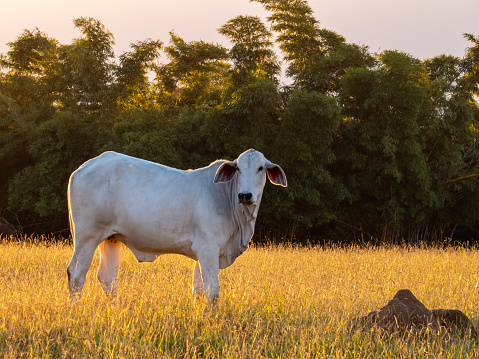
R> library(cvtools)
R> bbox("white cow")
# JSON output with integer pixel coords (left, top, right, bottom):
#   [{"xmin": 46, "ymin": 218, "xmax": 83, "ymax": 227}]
[{"xmin": 67, "ymin": 149, "xmax": 286, "ymax": 302}]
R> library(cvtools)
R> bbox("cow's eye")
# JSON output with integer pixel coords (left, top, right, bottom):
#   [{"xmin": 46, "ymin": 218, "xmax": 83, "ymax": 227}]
[{"xmin": 258, "ymin": 166, "xmax": 264, "ymax": 172}]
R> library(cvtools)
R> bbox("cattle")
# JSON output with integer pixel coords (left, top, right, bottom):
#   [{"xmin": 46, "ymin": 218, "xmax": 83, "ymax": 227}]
[{"xmin": 67, "ymin": 149, "xmax": 287, "ymax": 302}]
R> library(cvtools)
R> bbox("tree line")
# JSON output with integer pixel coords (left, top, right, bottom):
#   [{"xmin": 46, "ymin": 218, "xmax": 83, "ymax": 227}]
[{"xmin": 1, "ymin": 0, "xmax": 479, "ymax": 244}]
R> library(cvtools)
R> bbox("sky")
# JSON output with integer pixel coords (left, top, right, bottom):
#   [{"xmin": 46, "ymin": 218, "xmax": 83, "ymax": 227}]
[{"xmin": 1, "ymin": 0, "xmax": 479, "ymax": 67}]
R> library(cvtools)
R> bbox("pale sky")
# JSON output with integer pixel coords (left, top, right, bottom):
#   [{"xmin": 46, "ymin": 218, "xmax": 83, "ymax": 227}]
[{"xmin": 1, "ymin": 0, "xmax": 478, "ymax": 67}]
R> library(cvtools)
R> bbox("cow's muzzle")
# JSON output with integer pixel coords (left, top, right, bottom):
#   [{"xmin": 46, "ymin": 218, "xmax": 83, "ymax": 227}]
[{"xmin": 238, "ymin": 192, "xmax": 254, "ymax": 205}]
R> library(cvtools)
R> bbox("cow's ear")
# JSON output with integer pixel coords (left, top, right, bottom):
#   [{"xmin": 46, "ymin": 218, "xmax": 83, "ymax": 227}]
[
  {"xmin": 214, "ymin": 161, "xmax": 237, "ymax": 183},
  {"xmin": 267, "ymin": 163, "xmax": 287, "ymax": 187}
]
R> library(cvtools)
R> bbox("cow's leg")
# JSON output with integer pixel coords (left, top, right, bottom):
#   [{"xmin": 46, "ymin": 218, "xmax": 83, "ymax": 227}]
[
  {"xmin": 67, "ymin": 241, "xmax": 97, "ymax": 301},
  {"xmin": 97, "ymin": 237, "xmax": 122, "ymax": 297},
  {"xmin": 192, "ymin": 260, "xmax": 204, "ymax": 295},
  {"xmin": 196, "ymin": 250, "xmax": 220, "ymax": 303}
]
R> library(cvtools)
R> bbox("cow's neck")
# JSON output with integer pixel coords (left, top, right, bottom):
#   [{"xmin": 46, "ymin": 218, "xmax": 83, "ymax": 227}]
[
  {"xmin": 230, "ymin": 174, "xmax": 259, "ymax": 228},
  {"xmin": 219, "ymin": 176, "xmax": 259, "ymax": 268}
]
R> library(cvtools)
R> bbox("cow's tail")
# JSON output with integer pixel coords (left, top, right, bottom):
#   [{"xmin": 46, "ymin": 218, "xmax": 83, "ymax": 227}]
[{"xmin": 67, "ymin": 173, "xmax": 75, "ymax": 244}]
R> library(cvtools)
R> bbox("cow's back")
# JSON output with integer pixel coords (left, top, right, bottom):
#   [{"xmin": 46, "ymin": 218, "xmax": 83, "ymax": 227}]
[
  {"xmin": 69, "ymin": 152, "xmax": 187, "ymax": 205},
  {"xmin": 69, "ymin": 152, "xmax": 200, "ymax": 224}
]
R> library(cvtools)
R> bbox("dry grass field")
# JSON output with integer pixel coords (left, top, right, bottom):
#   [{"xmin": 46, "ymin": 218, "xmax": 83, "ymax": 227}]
[{"xmin": 1, "ymin": 238, "xmax": 479, "ymax": 358}]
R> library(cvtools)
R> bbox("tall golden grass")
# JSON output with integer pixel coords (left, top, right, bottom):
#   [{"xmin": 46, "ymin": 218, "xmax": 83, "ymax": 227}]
[{"xmin": 0, "ymin": 238, "xmax": 478, "ymax": 358}]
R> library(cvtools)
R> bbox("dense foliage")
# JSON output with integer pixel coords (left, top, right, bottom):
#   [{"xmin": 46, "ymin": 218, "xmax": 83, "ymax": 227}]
[{"xmin": 1, "ymin": 0, "xmax": 478, "ymax": 244}]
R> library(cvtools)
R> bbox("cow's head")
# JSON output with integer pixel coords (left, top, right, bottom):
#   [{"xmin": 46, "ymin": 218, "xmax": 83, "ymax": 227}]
[{"xmin": 214, "ymin": 149, "xmax": 287, "ymax": 206}]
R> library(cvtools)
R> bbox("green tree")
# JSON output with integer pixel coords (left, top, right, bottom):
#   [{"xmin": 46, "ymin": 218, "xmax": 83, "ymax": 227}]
[
  {"xmin": 186, "ymin": 15, "xmax": 282, "ymax": 161},
  {"xmin": 0, "ymin": 28, "xmax": 59, "ymax": 122},
  {"xmin": 460, "ymin": 33, "xmax": 479, "ymax": 96},
  {"xmin": 112, "ymin": 108, "xmax": 185, "ymax": 168},
  {"xmin": 200, "ymin": 78, "xmax": 281, "ymax": 157},
  {"xmin": 0, "ymin": 19, "xmax": 117, "ymax": 233},
  {"xmin": 7, "ymin": 112, "xmax": 111, "ymax": 232},
  {"xmin": 251, "ymin": 0, "xmax": 322, "ymax": 84},
  {"xmin": 0, "ymin": 28, "xmax": 60, "ymax": 222},
  {"xmin": 155, "ymin": 33, "xmax": 229, "ymax": 108},
  {"xmin": 252, "ymin": 0, "xmax": 373, "ymax": 93},
  {"xmin": 57, "ymin": 17, "xmax": 116, "ymax": 114},
  {"xmin": 0, "ymin": 27, "xmax": 59, "ymax": 77},
  {"xmin": 115, "ymin": 39, "xmax": 163, "ymax": 111},
  {"xmin": 272, "ymin": 90, "xmax": 343, "ymax": 227},
  {"xmin": 337, "ymin": 51, "xmax": 439, "ymax": 241},
  {"xmin": 301, "ymin": 29, "xmax": 374, "ymax": 94},
  {"xmin": 422, "ymin": 35, "xmax": 479, "ymax": 234},
  {"xmin": 218, "ymin": 15, "xmax": 280, "ymax": 86}
]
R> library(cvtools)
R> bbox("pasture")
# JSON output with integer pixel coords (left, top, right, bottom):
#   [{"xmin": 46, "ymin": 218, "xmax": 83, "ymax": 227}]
[{"xmin": 1, "ymin": 238, "xmax": 478, "ymax": 358}]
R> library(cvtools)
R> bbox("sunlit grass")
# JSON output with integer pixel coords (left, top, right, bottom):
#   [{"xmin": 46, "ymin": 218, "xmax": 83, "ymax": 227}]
[{"xmin": 0, "ymin": 239, "xmax": 478, "ymax": 357}]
